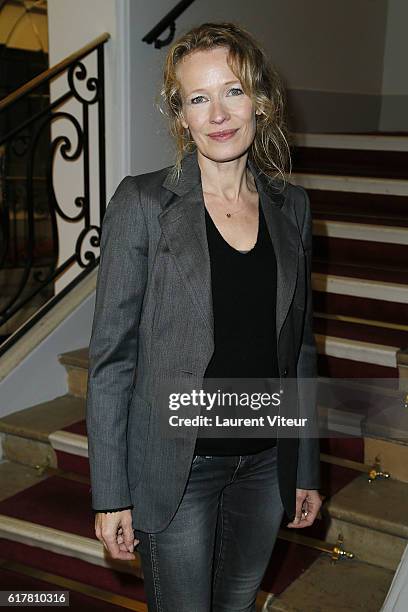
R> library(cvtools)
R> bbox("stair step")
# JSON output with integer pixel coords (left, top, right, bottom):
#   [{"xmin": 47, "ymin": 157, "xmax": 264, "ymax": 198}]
[
  {"xmin": 362, "ymin": 403, "xmax": 408, "ymax": 483},
  {"xmin": 293, "ymin": 173, "xmax": 408, "ymax": 196},
  {"xmin": 314, "ymin": 318, "xmax": 408, "ymax": 351},
  {"xmin": 314, "ymin": 294, "xmax": 407, "ymax": 327},
  {"xmin": 58, "ymin": 349, "xmax": 90, "ymax": 397},
  {"xmin": 312, "ymin": 272, "xmax": 408, "ymax": 304},
  {"xmin": 364, "ymin": 403, "xmax": 408, "ymax": 444},
  {"xmin": 314, "ymin": 319, "xmax": 405, "ymax": 377},
  {"xmin": 324, "ymin": 474, "xmax": 408, "ymax": 570},
  {"xmin": 365, "ymin": 438, "xmax": 408, "ymax": 484},
  {"xmin": 313, "ymin": 238, "xmax": 408, "ymax": 282},
  {"xmin": 310, "ymin": 190, "xmax": 408, "ymax": 228},
  {"xmin": 292, "ymin": 132, "xmax": 408, "ymax": 152},
  {"xmin": 269, "ymin": 553, "xmax": 394, "ymax": 612},
  {"xmin": 313, "ymin": 261, "xmax": 408, "ymax": 285},
  {"xmin": 58, "ymin": 348, "xmax": 89, "ymax": 370},
  {"xmin": 316, "ymin": 333, "xmax": 399, "ymax": 378},
  {"xmin": 313, "ymin": 219, "xmax": 408, "ymax": 245},
  {"xmin": 292, "ymin": 147, "xmax": 408, "ymax": 180},
  {"xmin": 0, "ymin": 395, "xmax": 85, "ymax": 441},
  {"xmin": 318, "ymin": 377, "xmax": 403, "ymax": 439},
  {"xmin": 0, "ymin": 395, "xmax": 85, "ymax": 468}
]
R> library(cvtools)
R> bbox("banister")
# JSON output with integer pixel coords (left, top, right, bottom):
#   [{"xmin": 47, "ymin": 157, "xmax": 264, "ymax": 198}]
[{"xmin": 0, "ymin": 33, "xmax": 108, "ymax": 351}]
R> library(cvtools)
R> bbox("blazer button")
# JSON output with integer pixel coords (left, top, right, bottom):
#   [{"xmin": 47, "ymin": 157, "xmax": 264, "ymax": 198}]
[{"xmin": 283, "ymin": 367, "xmax": 288, "ymax": 377}]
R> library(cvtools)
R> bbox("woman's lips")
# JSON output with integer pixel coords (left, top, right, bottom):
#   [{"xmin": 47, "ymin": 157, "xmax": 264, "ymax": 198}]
[{"xmin": 208, "ymin": 129, "xmax": 239, "ymax": 141}]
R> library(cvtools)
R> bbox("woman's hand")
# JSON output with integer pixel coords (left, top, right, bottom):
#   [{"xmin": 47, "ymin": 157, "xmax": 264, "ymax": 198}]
[
  {"xmin": 286, "ymin": 488, "xmax": 322, "ymax": 528},
  {"xmin": 95, "ymin": 509, "xmax": 139, "ymax": 560}
]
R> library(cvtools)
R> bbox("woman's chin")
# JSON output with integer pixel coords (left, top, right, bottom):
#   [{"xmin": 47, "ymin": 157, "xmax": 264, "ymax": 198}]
[{"xmin": 197, "ymin": 142, "xmax": 253, "ymax": 164}]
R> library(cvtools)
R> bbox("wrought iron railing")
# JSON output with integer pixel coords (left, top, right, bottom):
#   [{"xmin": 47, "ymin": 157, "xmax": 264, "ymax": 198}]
[{"xmin": 0, "ymin": 33, "xmax": 109, "ymax": 351}]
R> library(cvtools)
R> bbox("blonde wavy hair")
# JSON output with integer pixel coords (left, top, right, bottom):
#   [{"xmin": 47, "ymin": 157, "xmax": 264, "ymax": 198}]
[{"xmin": 158, "ymin": 21, "xmax": 292, "ymax": 188}]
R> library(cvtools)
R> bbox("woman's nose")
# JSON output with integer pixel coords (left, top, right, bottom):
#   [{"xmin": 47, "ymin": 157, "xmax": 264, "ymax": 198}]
[{"xmin": 209, "ymin": 100, "xmax": 230, "ymax": 124}]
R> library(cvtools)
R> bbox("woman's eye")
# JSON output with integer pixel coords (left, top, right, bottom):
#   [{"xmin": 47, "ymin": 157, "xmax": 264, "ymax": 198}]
[
  {"xmin": 190, "ymin": 95, "xmax": 207, "ymax": 104},
  {"xmin": 228, "ymin": 87, "xmax": 243, "ymax": 96}
]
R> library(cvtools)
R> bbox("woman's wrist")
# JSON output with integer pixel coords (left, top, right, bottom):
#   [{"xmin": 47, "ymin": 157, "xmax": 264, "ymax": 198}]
[{"xmin": 94, "ymin": 505, "xmax": 133, "ymax": 514}]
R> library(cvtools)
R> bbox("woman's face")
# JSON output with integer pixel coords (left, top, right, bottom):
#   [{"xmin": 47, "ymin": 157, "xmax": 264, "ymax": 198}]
[{"xmin": 176, "ymin": 46, "xmax": 260, "ymax": 163}]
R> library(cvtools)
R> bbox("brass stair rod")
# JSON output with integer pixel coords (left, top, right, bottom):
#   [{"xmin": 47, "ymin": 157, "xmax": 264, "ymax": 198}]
[
  {"xmin": 320, "ymin": 453, "xmax": 390, "ymax": 481},
  {"xmin": 39, "ymin": 454, "xmax": 387, "ymax": 483},
  {"xmin": 320, "ymin": 453, "xmax": 370, "ymax": 472},
  {"xmin": 36, "ymin": 461, "xmax": 91, "ymax": 485},
  {"xmin": 278, "ymin": 531, "xmax": 354, "ymax": 561}
]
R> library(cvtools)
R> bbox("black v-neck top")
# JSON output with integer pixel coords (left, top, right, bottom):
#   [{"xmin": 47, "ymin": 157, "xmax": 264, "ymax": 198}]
[{"xmin": 193, "ymin": 197, "xmax": 279, "ymax": 456}]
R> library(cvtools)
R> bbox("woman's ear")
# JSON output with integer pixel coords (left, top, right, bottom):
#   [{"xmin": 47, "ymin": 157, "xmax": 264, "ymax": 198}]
[{"xmin": 180, "ymin": 113, "xmax": 188, "ymax": 130}]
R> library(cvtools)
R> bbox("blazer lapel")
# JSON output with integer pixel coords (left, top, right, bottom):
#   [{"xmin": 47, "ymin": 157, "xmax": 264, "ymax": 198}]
[
  {"xmin": 247, "ymin": 156, "xmax": 301, "ymax": 342},
  {"xmin": 158, "ymin": 179, "xmax": 214, "ymax": 341},
  {"xmin": 158, "ymin": 149, "xmax": 300, "ymax": 347}
]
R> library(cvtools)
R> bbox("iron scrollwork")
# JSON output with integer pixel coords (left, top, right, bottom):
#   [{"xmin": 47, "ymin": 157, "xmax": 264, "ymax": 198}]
[{"xmin": 0, "ymin": 41, "xmax": 107, "ymax": 334}]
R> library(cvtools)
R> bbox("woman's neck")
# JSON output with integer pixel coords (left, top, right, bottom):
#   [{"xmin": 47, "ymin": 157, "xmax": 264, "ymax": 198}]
[{"xmin": 197, "ymin": 151, "xmax": 257, "ymax": 203}]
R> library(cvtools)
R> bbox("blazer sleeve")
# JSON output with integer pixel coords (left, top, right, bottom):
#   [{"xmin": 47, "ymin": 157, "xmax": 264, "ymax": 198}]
[
  {"xmin": 86, "ymin": 175, "xmax": 148, "ymax": 511},
  {"xmin": 295, "ymin": 186, "xmax": 321, "ymax": 490}
]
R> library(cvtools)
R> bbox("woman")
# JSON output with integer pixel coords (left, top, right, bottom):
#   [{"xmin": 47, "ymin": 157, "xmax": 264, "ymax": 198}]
[{"xmin": 86, "ymin": 21, "xmax": 322, "ymax": 611}]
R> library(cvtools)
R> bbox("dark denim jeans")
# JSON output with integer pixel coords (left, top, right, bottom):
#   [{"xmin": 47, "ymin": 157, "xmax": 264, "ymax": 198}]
[{"xmin": 134, "ymin": 444, "xmax": 284, "ymax": 611}]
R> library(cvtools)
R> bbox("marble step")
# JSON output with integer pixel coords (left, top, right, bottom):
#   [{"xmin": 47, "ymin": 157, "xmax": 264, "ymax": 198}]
[
  {"xmin": 58, "ymin": 348, "xmax": 90, "ymax": 398},
  {"xmin": 269, "ymin": 553, "xmax": 394, "ymax": 612},
  {"xmin": 363, "ymin": 401, "xmax": 408, "ymax": 483},
  {"xmin": 309, "ymin": 189, "xmax": 408, "ymax": 228},
  {"xmin": 291, "ymin": 132, "xmax": 408, "ymax": 182},
  {"xmin": 324, "ymin": 473, "xmax": 408, "ymax": 570},
  {"xmin": 0, "ymin": 394, "xmax": 85, "ymax": 469}
]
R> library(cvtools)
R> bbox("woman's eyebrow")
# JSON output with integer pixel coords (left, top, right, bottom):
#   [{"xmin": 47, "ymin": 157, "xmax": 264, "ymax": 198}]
[{"xmin": 186, "ymin": 80, "xmax": 242, "ymax": 96}]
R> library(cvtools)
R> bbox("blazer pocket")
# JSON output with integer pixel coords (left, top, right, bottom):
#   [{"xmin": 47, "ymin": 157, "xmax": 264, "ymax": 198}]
[{"xmin": 126, "ymin": 391, "xmax": 152, "ymax": 488}]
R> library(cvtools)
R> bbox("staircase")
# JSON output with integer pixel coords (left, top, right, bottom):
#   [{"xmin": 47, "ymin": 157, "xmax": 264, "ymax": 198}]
[
  {"xmin": 291, "ymin": 131, "xmax": 408, "ymax": 380},
  {"xmin": 0, "ymin": 352, "xmax": 147, "ymax": 610},
  {"xmin": 0, "ymin": 345, "xmax": 402, "ymax": 610},
  {"xmin": 1, "ymin": 132, "xmax": 407, "ymax": 610}
]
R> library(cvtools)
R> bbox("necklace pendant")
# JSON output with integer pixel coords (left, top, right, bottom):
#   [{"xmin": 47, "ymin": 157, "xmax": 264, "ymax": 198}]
[{"xmin": 226, "ymin": 212, "xmax": 231, "ymax": 218}]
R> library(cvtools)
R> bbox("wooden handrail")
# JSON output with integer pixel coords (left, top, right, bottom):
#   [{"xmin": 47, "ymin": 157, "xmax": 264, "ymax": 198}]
[{"xmin": 0, "ymin": 32, "xmax": 110, "ymax": 112}]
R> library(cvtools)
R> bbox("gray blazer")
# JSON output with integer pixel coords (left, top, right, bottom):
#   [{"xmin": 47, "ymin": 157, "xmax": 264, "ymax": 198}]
[{"xmin": 86, "ymin": 149, "xmax": 320, "ymax": 532}]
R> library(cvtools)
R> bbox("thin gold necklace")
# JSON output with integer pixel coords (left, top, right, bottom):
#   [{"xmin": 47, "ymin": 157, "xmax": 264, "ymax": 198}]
[
  {"xmin": 204, "ymin": 171, "xmax": 257, "ymax": 217},
  {"xmin": 224, "ymin": 191, "xmax": 258, "ymax": 217},
  {"xmin": 204, "ymin": 198, "xmax": 249, "ymax": 218},
  {"xmin": 225, "ymin": 203, "xmax": 249, "ymax": 218}
]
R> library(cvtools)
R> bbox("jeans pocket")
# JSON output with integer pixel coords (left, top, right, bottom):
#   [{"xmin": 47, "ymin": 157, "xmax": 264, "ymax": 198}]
[{"xmin": 192, "ymin": 454, "xmax": 213, "ymax": 467}]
